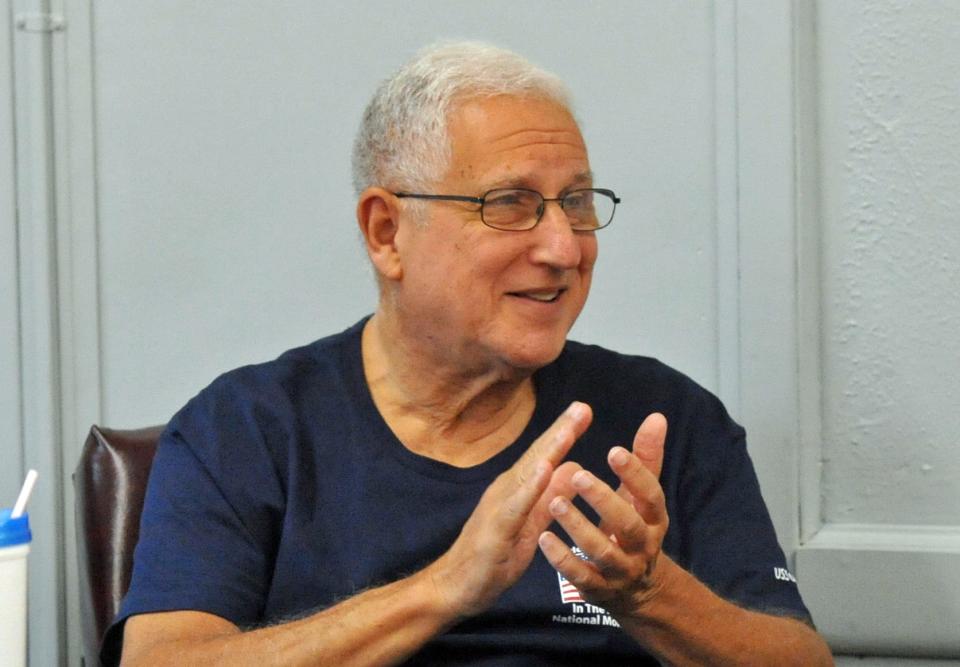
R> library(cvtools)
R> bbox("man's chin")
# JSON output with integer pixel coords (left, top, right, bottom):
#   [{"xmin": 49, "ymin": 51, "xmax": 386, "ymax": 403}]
[{"xmin": 499, "ymin": 337, "xmax": 567, "ymax": 373}]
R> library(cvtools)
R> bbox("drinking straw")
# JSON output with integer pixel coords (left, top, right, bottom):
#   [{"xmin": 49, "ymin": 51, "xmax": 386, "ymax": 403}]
[{"xmin": 11, "ymin": 469, "xmax": 38, "ymax": 519}]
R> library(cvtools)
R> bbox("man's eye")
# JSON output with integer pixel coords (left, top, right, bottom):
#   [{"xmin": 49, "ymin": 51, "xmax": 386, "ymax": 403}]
[
  {"xmin": 486, "ymin": 193, "xmax": 524, "ymax": 208},
  {"xmin": 564, "ymin": 192, "xmax": 592, "ymax": 209}
]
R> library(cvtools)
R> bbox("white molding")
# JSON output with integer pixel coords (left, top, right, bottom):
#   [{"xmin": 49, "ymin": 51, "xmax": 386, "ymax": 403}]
[
  {"xmin": 713, "ymin": 0, "xmax": 742, "ymax": 419},
  {"xmin": 803, "ymin": 523, "xmax": 960, "ymax": 553},
  {"xmin": 835, "ymin": 658, "xmax": 960, "ymax": 667},
  {"xmin": 791, "ymin": 0, "xmax": 826, "ymax": 546},
  {"xmin": 1, "ymin": 0, "xmax": 27, "ymax": 501},
  {"xmin": 797, "ymin": 525, "xmax": 960, "ymax": 656},
  {"xmin": 11, "ymin": 0, "xmax": 66, "ymax": 661},
  {"xmin": 733, "ymin": 0, "xmax": 802, "ymax": 550},
  {"xmin": 52, "ymin": 0, "xmax": 101, "ymax": 438},
  {"xmin": 52, "ymin": 0, "xmax": 101, "ymax": 663}
]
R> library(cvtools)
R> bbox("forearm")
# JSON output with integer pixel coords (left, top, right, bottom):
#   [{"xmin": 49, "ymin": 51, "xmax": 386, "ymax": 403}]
[
  {"xmin": 123, "ymin": 568, "xmax": 456, "ymax": 667},
  {"xmin": 125, "ymin": 404, "xmax": 593, "ymax": 667},
  {"xmin": 617, "ymin": 556, "xmax": 833, "ymax": 667}
]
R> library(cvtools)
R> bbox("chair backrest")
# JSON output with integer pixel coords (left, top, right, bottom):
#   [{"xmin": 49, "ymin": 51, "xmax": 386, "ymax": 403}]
[{"xmin": 74, "ymin": 425, "xmax": 164, "ymax": 666}]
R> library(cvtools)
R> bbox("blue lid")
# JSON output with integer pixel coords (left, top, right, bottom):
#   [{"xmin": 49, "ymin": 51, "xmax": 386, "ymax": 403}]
[{"xmin": 0, "ymin": 509, "xmax": 31, "ymax": 546}]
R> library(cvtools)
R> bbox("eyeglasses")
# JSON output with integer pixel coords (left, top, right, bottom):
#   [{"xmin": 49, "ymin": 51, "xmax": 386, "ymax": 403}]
[{"xmin": 392, "ymin": 188, "xmax": 620, "ymax": 232}]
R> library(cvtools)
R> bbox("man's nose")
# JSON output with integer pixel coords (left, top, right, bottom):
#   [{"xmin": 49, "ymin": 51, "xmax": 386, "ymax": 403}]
[{"xmin": 529, "ymin": 201, "xmax": 582, "ymax": 269}]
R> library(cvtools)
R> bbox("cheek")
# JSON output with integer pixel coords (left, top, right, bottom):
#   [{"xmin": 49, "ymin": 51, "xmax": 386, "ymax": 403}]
[
  {"xmin": 579, "ymin": 236, "xmax": 599, "ymax": 274},
  {"xmin": 433, "ymin": 245, "xmax": 493, "ymax": 304}
]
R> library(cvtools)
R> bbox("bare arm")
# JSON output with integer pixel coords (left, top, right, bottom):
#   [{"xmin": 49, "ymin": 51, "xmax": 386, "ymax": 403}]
[
  {"xmin": 121, "ymin": 401, "xmax": 593, "ymax": 667},
  {"xmin": 538, "ymin": 413, "xmax": 833, "ymax": 666},
  {"xmin": 121, "ymin": 570, "xmax": 452, "ymax": 667},
  {"xmin": 618, "ymin": 556, "xmax": 831, "ymax": 666}
]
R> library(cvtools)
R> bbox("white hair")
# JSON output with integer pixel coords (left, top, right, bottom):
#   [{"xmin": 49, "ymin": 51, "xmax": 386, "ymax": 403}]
[{"xmin": 351, "ymin": 41, "xmax": 573, "ymax": 195}]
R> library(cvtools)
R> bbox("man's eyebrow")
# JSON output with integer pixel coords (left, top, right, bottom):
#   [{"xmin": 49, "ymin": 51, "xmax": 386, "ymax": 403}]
[
  {"xmin": 569, "ymin": 171, "xmax": 594, "ymax": 187},
  {"xmin": 484, "ymin": 171, "xmax": 595, "ymax": 191}
]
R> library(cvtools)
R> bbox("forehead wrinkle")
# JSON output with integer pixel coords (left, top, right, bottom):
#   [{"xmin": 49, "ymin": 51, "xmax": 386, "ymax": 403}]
[{"xmin": 485, "ymin": 127, "xmax": 585, "ymax": 153}]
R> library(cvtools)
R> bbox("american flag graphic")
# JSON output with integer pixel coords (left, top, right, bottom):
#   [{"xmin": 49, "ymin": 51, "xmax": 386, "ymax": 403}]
[
  {"xmin": 557, "ymin": 572, "xmax": 584, "ymax": 604},
  {"xmin": 556, "ymin": 545, "xmax": 590, "ymax": 603}
]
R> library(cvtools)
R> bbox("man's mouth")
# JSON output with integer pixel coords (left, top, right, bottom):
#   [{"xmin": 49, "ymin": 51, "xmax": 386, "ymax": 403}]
[{"xmin": 509, "ymin": 289, "xmax": 565, "ymax": 303}]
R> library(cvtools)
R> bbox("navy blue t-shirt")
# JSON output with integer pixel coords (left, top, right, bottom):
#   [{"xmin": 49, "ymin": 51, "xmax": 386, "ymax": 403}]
[{"xmin": 103, "ymin": 319, "xmax": 811, "ymax": 665}]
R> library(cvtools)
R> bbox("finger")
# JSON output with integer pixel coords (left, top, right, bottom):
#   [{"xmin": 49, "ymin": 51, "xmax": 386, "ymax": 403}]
[
  {"xmin": 497, "ymin": 457, "xmax": 553, "ymax": 532},
  {"xmin": 529, "ymin": 461, "xmax": 582, "ymax": 528},
  {"xmin": 632, "ymin": 412, "xmax": 667, "ymax": 479},
  {"xmin": 547, "ymin": 495, "xmax": 634, "ymax": 578},
  {"xmin": 609, "ymin": 445, "xmax": 668, "ymax": 528},
  {"xmin": 569, "ymin": 469, "xmax": 650, "ymax": 553},
  {"xmin": 512, "ymin": 401, "xmax": 592, "ymax": 487},
  {"xmin": 599, "ymin": 448, "xmax": 638, "ymax": 535},
  {"xmin": 602, "ymin": 411, "xmax": 667, "ymax": 508},
  {"xmin": 496, "ymin": 401, "xmax": 591, "ymax": 532},
  {"xmin": 538, "ymin": 530, "xmax": 607, "ymax": 594}
]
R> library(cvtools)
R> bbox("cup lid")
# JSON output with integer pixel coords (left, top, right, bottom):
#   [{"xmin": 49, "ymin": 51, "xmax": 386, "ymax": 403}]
[{"xmin": 0, "ymin": 508, "xmax": 31, "ymax": 546}]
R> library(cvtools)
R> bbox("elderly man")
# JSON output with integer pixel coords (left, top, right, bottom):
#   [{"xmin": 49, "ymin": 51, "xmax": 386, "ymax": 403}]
[{"xmin": 107, "ymin": 42, "xmax": 832, "ymax": 665}]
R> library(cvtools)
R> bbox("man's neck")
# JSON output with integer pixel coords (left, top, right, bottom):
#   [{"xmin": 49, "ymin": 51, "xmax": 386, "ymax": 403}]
[{"xmin": 361, "ymin": 313, "xmax": 537, "ymax": 467}]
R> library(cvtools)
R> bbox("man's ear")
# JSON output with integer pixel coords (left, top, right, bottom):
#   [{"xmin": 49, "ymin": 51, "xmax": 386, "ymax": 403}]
[{"xmin": 357, "ymin": 187, "xmax": 403, "ymax": 282}]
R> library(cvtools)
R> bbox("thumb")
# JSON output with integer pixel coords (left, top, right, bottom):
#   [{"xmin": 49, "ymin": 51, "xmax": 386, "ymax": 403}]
[{"xmin": 632, "ymin": 412, "xmax": 667, "ymax": 479}]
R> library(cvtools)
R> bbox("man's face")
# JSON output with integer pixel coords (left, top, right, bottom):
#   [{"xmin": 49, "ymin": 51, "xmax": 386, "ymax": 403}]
[{"xmin": 392, "ymin": 95, "xmax": 598, "ymax": 374}]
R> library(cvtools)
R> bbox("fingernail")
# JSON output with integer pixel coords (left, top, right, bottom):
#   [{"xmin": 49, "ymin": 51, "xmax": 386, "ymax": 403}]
[
  {"xmin": 572, "ymin": 470, "xmax": 594, "ymax": 490},
  {"xmin": 610, "ymin": 447, "xmax": 630, "ymax": 468},
  {"xmin": 550, "ymin": 497, "xmax": 568, "ymax": 516},
  {"xmin": 566, "ymin": 401, "xmax": 585, "ymax": 419},
  {"xmin": 538, "ymin": 532, "xmax": 553, "ymax": 550}
]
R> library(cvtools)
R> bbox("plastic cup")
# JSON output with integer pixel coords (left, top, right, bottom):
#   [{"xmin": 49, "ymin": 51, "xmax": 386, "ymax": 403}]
[{"xmin": 0, "ymin": 508, "xmax": 31, "ymax": 667}]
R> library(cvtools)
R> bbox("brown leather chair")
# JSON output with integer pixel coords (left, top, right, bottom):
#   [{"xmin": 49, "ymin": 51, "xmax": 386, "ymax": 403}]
[{"xmin": 74, "ymin": 425, "xmax": 165, "ymax": 667}]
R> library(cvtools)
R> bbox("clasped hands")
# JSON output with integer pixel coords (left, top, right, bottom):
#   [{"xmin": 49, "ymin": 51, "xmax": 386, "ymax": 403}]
[{"xmin": 430, "ymin": 401, "xmax": 670, "ymax": 622}]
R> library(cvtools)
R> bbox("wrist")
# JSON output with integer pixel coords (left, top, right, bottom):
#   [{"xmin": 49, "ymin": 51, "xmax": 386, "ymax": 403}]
[
  {"xmin": 624, "ymin": 553, "xmax": 681, "ymax": 618},
  {"xmin": 418, "ymin": 555, "xmax": 472, "ymax": 624}
]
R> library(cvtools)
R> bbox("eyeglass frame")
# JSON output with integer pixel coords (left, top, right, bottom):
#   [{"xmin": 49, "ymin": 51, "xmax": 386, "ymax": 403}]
[{"xmin": 392, "ymin": 187, "xmax": 621, "ymax": 232}]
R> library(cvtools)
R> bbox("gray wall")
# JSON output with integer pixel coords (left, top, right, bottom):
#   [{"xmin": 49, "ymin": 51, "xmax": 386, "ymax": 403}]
[
  {"xmin": 1, "ymin": 1, "xmax": 957, "ymax": 664},
  {"xmin": 90, "ymin": 1, "xmax": 721, "ymax": 427},
  {"xmin": 818, "ymin": 2, "xmax": 960, "ymax": 526}
]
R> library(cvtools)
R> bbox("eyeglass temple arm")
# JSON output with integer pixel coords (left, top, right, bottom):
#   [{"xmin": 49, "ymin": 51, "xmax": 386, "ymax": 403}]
[
  {"xmin": 393, "ymin": 193, "xmax": 484, "ymax": 204},
  {"xmin": 591, "ymin": 188, "xmax": 621, "ymax": 204}
]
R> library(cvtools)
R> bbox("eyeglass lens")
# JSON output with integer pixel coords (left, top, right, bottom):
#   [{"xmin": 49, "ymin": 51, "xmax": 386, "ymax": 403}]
[{"xmin": 481, "ymin": 189, "xmax": 615, "ymax": 231}]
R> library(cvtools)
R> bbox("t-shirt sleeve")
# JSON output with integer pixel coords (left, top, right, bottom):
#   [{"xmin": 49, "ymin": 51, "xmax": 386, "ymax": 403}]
[
  {"xmin": 100, "ymin": 377, "xmax": 286, "ymax": 666},
  {"xmin": 673, "ymin": 387, "xmax": 813, "ymax": 623}
]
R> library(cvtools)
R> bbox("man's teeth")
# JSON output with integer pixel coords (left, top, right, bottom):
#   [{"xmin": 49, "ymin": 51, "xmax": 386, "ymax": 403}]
[{"xmin": 523, "ymin": 291, "xmax": 560, "ymax": 302}]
